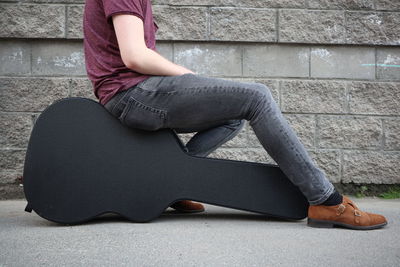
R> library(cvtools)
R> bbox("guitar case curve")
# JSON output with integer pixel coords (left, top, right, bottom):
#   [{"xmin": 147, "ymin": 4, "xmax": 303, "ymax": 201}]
[{"xmin": 23, "ymin": 97, "xmax": 309, "ymax": 224}]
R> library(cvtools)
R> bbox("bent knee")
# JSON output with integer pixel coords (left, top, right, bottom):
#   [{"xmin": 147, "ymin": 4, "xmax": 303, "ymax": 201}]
[{"xmin": 247, "ymin": 82, "xmax": 274, "ymax": 102}]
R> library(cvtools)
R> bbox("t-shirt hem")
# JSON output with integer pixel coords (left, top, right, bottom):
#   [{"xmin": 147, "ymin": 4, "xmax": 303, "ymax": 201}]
[
  {"xmin": 99, "ymin": 76, "xmax": 151, "ymax": 106},
  {"xmin": 106, "ymin": 11, "xmax": 144, "ymax": 23}
]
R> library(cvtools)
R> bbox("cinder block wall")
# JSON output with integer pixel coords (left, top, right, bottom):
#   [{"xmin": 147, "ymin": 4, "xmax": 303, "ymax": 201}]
[{"xmin": 1, "ymin": 0, "xmax": 399, "ymax": 199}]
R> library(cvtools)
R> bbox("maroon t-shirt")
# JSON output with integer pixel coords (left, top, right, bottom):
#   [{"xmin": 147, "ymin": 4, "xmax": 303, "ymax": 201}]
[{"xmin": 83, "ymin": 0, "xmax": 159, "ymax": 105}]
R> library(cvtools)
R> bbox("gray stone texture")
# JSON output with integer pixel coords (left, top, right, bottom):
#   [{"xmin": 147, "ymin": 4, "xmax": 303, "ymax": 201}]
[
  {"xmin": 0, "ymin": 184, "xmax": 24, "ymax": 199},
  {"xmin": 279, "ymin": 10, "xmax": 345, "ymax": 44},
  {"xmin": 0, "ymin": 113, "xmax": 33, "ymax": 149},
  {"xmin": 152, "ymin": 6, "xmax": 207, "ymax": 40},
  {"xmin": 342, "ymin": 151, "xmax": 400, "ymax": 184},
  {"xmin": 162, "ymin": 0, "xmax": 307, "ymax": 8},
  {"xmin": 209, "ymin": 7, "xmax": 276, "ymax": 42},
  {"xmin": 311, "ymin": 46, "xmax": 375, "ymax": 79},
  {"xmin": 307, "ymin": 0, "xmax": 375, "ymax": 10},
  {"xmin": 243, "ymin": 45, "xmax": 309, "ymax": 77},
  {"xmin": 280, "ymin": 80, "xmax": 347, "ymax": 114},
  {"xmin": 383, "ymin": 118, "xmax": 400, "ymax": 150},
  {"xmin": 67, "ymin": 5, "xmax": 84, "ymax": 39},
  {"xmin": 348, "ymin": 82, "xmax": 400, "ymax": 115},
  {"xmin": 0, "ymin": 40, "xmax": 30, "ymax": 75},
  {"xmin": 0, "ymin": 149, "xmax": 25, "ymax": 173},
  {"xmin": 308, "ymin": 150, "xmax": 341, "ymax": 183},
  {"xmin": 281, "ymin": 114, "xmax": 316, "ymax": 149},
  {"xmin": 375, "ymin": 0, "xmax": 400, "ymax": 10},
  {"xmin": 0, "ymin": 78, "xmax": 70, "ymax": 112},
  {"xmin": 0, "ymin": 171, "xmax": 20, "ymax": 185},
  {"xmin": 155, "ymin": 42, "xmax": 173, "ymax": 61},
  {"xmin": 345, "ymin": 11, "xmax": 400, "ymax": 45},
  {"xmin": 0, "ymin": 0, "xmax": 399, "ymax": 197},
  {"xmin": 0, "ymin": 1, "xmax": 398, "ymax": 46},
  {"xmin": 377, "ymin": 47, "xmax": 400, "ymax": 81},
  {"xmin": 317, "ymin": 115, "xmax": 382, "ymax": 149},
  {"xmin": 32, "ymin": 41, "xmax": 86, "ymax": 76},
  {"xmin": 69, "ymin": 78, "xmax": 97, "ymax": 101},
  {"xmin": 0, "ymin": 3, "xmax": 65, "ymax": 38},
  {"xmin": 174, "ymin": 43, "xmax": 242, "ymax": 76}
]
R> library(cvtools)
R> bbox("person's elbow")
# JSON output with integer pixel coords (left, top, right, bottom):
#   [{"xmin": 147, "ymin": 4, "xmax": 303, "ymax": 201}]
[{"xmin": 122, "ymin": 48, "xmax": 148, "ymax": 71}]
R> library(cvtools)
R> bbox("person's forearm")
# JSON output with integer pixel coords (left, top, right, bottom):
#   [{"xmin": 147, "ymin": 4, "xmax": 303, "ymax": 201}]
[{"xmin": 128, "ymin": 48, "xmax": 194, "ymax": 76}]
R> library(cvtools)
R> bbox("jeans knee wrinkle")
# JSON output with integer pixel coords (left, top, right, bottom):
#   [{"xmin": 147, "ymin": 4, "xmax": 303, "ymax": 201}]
[{"xmin": 248, "ymin": 91, "xmax": 271, "ymax": 125}]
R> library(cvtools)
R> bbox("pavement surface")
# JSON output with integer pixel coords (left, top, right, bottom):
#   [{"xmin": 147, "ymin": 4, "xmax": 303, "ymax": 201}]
[{"xmin": 0, "ymin": 198, "xmax": 399, "ymax": 266}]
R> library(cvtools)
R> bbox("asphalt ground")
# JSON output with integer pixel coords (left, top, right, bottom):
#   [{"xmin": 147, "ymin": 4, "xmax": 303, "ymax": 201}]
[{"xmin": 0, "ymin": 198, "xmax": 399, "ymax": 266}]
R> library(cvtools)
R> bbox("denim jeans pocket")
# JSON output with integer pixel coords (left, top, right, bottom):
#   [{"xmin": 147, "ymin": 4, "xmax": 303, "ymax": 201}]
[{"xmin": 119, "ymin": 96, "xmax": 167, "ymax": 131}]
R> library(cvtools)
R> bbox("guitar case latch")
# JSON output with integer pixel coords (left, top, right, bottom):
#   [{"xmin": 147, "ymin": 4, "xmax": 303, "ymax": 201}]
[{"xmin": 24, "ymin": 202, "xmax": 32, "ymax": 213}]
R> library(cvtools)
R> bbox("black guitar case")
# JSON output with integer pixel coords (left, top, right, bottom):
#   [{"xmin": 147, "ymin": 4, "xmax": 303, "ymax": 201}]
[{"xmin": 23, "ymin": 97, "xmax": 309, "ymax": 224}]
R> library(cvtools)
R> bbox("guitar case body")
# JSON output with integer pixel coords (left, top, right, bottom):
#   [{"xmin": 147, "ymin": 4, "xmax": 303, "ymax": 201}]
[{"xmin": 23, "ymin": 97, "xmax": 309, "ymax": 224}]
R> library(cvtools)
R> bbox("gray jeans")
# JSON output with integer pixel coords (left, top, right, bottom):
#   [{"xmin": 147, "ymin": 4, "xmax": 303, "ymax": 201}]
[{"xmin": 103, "ymin": 73, "xmax": 335, "ymax": 205}]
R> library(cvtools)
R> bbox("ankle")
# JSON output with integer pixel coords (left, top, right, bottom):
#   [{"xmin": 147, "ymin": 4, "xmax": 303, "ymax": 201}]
[{"xmin": 320, "ymin": 189, "xmax": 343, "ymax": 206}]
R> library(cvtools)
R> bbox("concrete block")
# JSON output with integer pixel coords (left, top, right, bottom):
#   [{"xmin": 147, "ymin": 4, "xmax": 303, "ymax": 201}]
[
  {"xmin": 279, "ymin": 10, "xmax": 345, "ymax": 43},
  {"xmin": 0, "ymin": 41, "xmax": 30, "ymax": 75},
  {"xmin": 243, "ymin": 44, "xmax": 309, "ymax": 77},
  {"xmin": 0, "ymin": 78, "xmax": 70, "ymax": 112},
  {"xmin": 310, "ymin": 46, "xmax": 375, "ymax": 79},
  {"xmin": 284, "ymin": 114, "xmax": 316, "ymax": 149},
  {"xmin": 281, "ymin": 80, "xmax": 346, "ymax": 114},
  {"xmin": 342, "ymin": 151, "xmax": 400, "ymax": 184},
  {"xmin": 317, "ymin": 115, "xmax": 382, "ymax": 149},
  {"xmin": 0, "ymin": 171, "xmax": 20, "ymax": 185},
  {"xmin": 383, "ymin": 118, "xmax": 400, "ymax": 150},
  {"xmin": 154, "ymin": 42, "xmax": 173, "ymax": 62},
  {"xmin": 0, "ymin": 149, "xmax": 25, "ymax": 173},
  {"xmin": 0, "ymin": 113, "xmax": 33, "ymax": 149},
  {"xmin": 164, "ymin": 0, "xmax": 306, "ymax": 8},
  {"xmin": 0, "ymin": 184, "xmax": 24, "ymax": 199},
  {"xmin": 174, "ymin": 43, "xmax": 241, "ymax": 76},
  {"xmin": 308, "ymin": 0, "xmax": 374, "ymax": 10},
  {"xmin": 152, "ymin": 6, "xmax": 207, "ymax": 40},
  {"xmin": 0, "ymin": 3, "xmax": 65, "ymax": 38},
  {"xmin": 210, "ymin": 7, "xmax": 276, "ymax": 42},
  {"xmin": 345, "ymin": 11, "xmax": 400, "ymax": 45},
  {"xmin": 32, "ymin": 41, "xmax": 85, "ymax": 76},
  {"xmin": 348, "ymin": 82, "xmax": 400, "ymax": 115},
  {"xmin": 69, "ymin": 78, "xmax": 97, "ymax": 101},
  {"xmin": 67, "ymin": 5, "xmax": 84, "ymax": 39},
  {"xmin": 377, "ymin": 47, "xmax": 400, "ymax": 81},
  {"xmin": 375, "ymin": 0, "xmax": 400, "ymax": 11}
]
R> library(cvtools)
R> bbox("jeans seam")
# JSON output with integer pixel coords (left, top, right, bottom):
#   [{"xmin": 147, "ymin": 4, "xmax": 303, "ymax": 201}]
[
  {"xmin": 110, "ymin": 87, "xmax": 134, "ymax": 115},
  {"xmin": 170, "ymin": 85, "xmax": 244, "ymax": 95},
  {"xmin": 252, "ymin": 106, "xmax": 332, "ymax": 202}
]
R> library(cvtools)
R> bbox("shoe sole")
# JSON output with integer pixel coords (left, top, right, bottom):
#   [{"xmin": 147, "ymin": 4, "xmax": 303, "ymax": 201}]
[{"xmin": 307, "ymin": 217, "xmax": 387, "ymax": 230}]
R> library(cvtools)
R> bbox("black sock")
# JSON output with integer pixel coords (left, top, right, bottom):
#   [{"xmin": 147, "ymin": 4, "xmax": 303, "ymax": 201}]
[{"xmin": 321, "ymin": 189, "xmax": 343, "ymax": 206}]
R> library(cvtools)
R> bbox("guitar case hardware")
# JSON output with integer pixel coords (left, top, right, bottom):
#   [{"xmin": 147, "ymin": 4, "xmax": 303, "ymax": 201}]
[{"xmin": 23, "ymin": 97, "xmax": 309, "ymax": 224}]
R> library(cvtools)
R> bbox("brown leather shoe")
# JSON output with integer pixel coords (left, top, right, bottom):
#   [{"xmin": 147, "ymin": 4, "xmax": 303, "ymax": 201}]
[
  {"xmin": 308, "ymin": 195, "xmax": 387, "ymax": 230},
  {"xmin": 170, "ymin": 200, "xmax": 205, "ymax": 213}
]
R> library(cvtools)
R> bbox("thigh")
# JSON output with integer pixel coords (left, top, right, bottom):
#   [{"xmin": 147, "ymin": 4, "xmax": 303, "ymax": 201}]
[{"xmin": 118, "ymin": 73, "xmax": 267, "ymax": 131}]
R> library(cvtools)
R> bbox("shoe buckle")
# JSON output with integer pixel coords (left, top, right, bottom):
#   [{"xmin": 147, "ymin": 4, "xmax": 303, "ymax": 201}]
[
  {"xmin": 354, "ymin": 209, "xmax": 361, "ymax": 217},
  {"xmin": 336, "ymin": 204, "xmax": 346, "ymax": 215}
]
